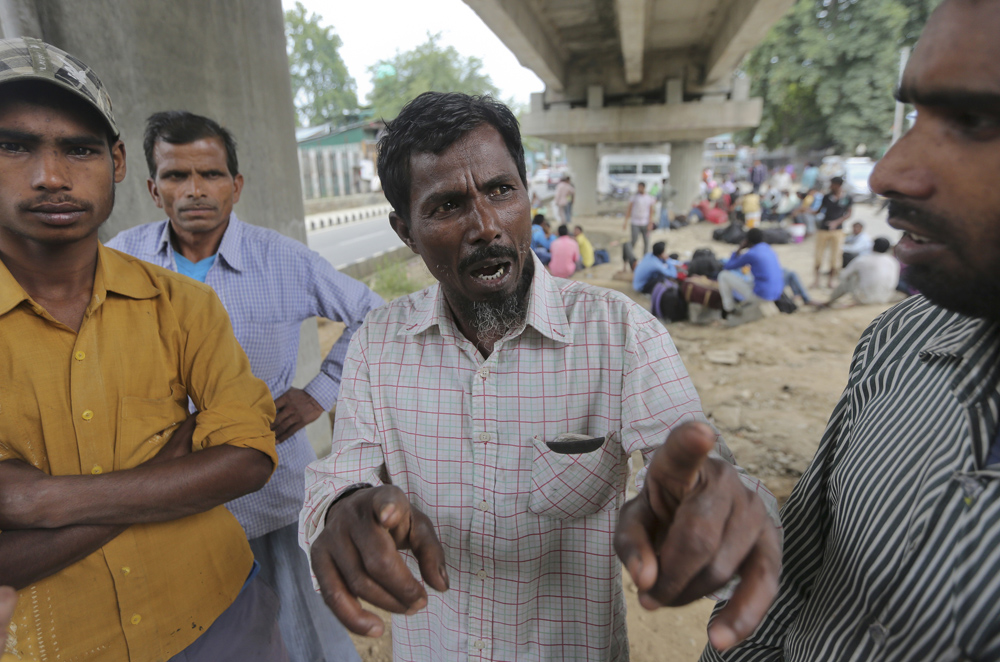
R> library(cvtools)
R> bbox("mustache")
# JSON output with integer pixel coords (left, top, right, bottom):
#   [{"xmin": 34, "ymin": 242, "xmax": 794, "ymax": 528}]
[
  {"xmin": 887, "ymin": 201, "xmax": 949, "ymax": 235},
  {"xmin": 19, "ymin": 195, "xmax": 93, "ymax": 212},
  {"xmin": 458, "ymin": 244, "xmax": 519, "ymax": 272}
]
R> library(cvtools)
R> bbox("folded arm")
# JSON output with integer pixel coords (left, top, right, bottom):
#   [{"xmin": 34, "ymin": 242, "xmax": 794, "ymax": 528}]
[{"xmin": 0, "ymin": 523, "xmax": 125, "ymax": 589}]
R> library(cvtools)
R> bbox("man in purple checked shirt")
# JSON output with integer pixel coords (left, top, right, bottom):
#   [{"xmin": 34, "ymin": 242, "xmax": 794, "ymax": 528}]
[{"xmin": 108, "ymin": 111, "xmax": 383, "ymax": 662}]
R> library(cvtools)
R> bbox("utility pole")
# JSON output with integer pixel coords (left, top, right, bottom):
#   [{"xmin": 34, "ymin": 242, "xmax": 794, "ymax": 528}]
[{"xmin": 891, "ymin": 46, "xmax": 912, "ymax": 145}]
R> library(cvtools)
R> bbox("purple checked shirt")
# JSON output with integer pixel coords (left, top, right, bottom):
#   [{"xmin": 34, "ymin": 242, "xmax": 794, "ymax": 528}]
[{"xmin": 107, "ymin": 214, "xmax": 384, "ymax": 538}]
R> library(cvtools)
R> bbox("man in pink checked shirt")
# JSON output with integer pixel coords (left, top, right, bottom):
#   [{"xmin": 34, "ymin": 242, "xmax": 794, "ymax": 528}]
[{"xmin": 299, "ymin": 92, "xmax": 781, "ymax": 662}]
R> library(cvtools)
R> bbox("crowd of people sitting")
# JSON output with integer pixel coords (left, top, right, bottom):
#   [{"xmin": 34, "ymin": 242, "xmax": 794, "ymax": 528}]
[
  {"xmin": 527, "ymin": 161, "xmax": 909, "ymax": 327},
  {"xmin": 618, "ymin": 166, "xmax": 909, "ymax": 326}
]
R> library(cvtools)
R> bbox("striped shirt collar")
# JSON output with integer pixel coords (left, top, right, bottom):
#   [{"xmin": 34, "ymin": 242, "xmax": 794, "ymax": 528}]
[
  {"xmin": 917, "ymin": 302, "xmax": 1000, "ymax": 405},
  {"xmin": 153, "ymin": 212, "xmax": 246, "ymax": 273},
  {"xmin": 401, "ymin": 252, "xmax": 574, "ymax": 345}
]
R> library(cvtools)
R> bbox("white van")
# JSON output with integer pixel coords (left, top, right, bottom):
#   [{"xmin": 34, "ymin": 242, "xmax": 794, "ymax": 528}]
[{"xmin": 598, "ymin": 154, "xmax": 670, "ymax": 197}]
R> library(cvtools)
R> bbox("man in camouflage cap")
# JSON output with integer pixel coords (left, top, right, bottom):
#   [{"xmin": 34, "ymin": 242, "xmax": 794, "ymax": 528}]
[{"xmin": 0, "ymin": 37, "xmax": 289, "ymax": 661}]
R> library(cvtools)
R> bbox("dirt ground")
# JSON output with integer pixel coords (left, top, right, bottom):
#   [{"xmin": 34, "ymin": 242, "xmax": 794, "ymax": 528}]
[{"xmin": 316, "ymin": 202, "xmax": 899, "ymax": 661}]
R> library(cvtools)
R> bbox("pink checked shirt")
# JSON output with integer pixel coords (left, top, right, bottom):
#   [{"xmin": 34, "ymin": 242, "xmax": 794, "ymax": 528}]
[{"xmin": 300, "ymin": 256, "xmax": 777, "ymax": 661}]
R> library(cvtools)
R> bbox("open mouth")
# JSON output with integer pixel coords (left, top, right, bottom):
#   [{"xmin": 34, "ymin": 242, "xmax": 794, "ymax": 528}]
[
  {"xmin": 903, "ymin": 230, "xmax": 934, "ymax": 245},
  {"xmin": 471, "ymin": 263, "xmax": 509, "ymax": 282}
]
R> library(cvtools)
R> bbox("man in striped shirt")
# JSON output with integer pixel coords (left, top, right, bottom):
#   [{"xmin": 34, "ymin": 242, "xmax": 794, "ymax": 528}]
[
  {"xmin": 300, "ymin": 92, "xmax": 782, "ymax": 661},
  {"xmin": 703, "ymin": 1, "xmax": 1000, "ymax": 659}
]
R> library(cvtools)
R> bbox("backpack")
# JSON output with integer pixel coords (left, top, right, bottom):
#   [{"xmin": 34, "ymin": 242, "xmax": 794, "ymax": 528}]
[
  {"xmin": 761, "ymin": 228, "xmax": 792, "ymax": 245},
  {"xmin": 687, "ymin": 249, "xmax": 724, "ymax": 280},
  {"xmin": 651, "ymin": 281, "xmax": 688, "ymax": 322}
]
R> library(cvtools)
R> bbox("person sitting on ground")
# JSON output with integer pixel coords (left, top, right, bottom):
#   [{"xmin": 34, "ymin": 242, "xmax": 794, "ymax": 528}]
[
  {"xmin": 841, "ymin": 221, "xmax": 874, "ymax": 267},
  {"xmin": 775, "ymin": 189, "xmax": 799, "ymax": 222},
  {"xmin": 573, "ymin": 225, "xmax": 608, "ymax": 268},
  {"xmin": 632, "ymin": 241, "xmax": 679, "ymax": 294},
  {"xmin": 821, "ymin": 237, "xmax": 900, "ymax": 307},
  {"xmin": 531, "ymin": 213, "xmax": 553, "ymax": 265},
  {"xmin": 741, "ymin": 190, "xmax": 762, "ymax": 228},
  {"xmin": 792, "ymin": 188, "xmax": 820, "ymax": 236},
  {"xmin": 548, "ymin": 224, "xmax": 580, "ymax": 278},
  {"xmin": 718, "ymin": 228, "xmax": 785, "ymax": 317}
]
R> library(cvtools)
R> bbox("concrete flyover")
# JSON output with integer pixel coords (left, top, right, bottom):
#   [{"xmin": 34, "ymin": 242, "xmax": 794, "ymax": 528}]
[{"xmin": 462, "ymin": 0, "xmax": 795, "ymax": 215}]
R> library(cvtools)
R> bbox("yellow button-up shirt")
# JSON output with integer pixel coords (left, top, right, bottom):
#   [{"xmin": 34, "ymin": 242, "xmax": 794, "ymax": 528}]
[{"xmin": 0, "ymin": 245, "xmax": 278, "ymax": 661}]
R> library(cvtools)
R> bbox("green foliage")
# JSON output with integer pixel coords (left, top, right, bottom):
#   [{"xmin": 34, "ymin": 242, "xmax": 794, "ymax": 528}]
[
  {"xmin": 284, "ymin": 2, "xmax": 358, "ymax": 127},
  {"xmin": 366, "ymin": 261, "xmax": 421, "ymax": 302},
  {"xmin": 745, "ymin": 0, "xmax": 944, "ymax": 153},
  {"xmin": 368, "ymin": 33, "xmax": 501, "ymax": 121}
]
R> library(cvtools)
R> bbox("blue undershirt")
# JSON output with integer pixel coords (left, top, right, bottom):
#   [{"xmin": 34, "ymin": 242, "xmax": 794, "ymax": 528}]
[{"xmin": 174, "ymin": 253, "xmax": 217, "ymax": 283}]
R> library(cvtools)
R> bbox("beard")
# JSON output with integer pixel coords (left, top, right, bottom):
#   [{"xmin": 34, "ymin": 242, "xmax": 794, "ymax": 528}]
[
  {"xmin": 448, "ymin": 244, "xmax": 535, "ymax": 343},
  {"xmin": 889, "ymin": 201, "xmax": 1000, "ymax": 322}
]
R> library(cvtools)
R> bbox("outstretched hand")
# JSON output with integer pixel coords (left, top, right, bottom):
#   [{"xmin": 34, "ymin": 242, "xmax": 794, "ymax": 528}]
[
  {"xmin": 615, "ymin": 422, "xmax": 781, "ymax": 652},
  {"xmin": 310, "ymin": 485, "xmax": 449, "ymax": 637}
]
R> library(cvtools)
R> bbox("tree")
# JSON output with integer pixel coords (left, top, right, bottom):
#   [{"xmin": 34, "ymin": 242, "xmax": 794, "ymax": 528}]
[
  {"xmin": 742, "ymin": 0, "xmax": 944, "ymax": 154},
  {"xmin": 284, "ymin": 2, "xmax": 358, "ymax": 127},
  {"xmin": 368, "ymin": 33, "xmax": 501, "ymax": 120}
]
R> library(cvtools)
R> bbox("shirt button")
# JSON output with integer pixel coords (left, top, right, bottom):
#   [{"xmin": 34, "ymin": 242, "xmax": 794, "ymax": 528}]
[
  {"xmin": 130, "ymin": 613, "xmax": 142, "ymax": 625},
  {"xmin": 479, "ymin": 367, "xmax": 489, "ymax": 379},
  {"xmin": 121, "ymin": 567, "xmax": 131, "ymax": 576},
  {"xmin": 476, "ymin": 570, "xmax": 488, "ymax": 579},
  {"xmin": 81, "ymin": 410, "xmax": 94, "ymax": 421},
  {"xmin": 479, "ymin": 433, "xmax": 491, "ymax": 442},
  {"xmin": 473, "ymin": 640, "xmax": 486, "ymax": 649},
  {"xmin": 74, "ymin": 351, "xmax": 86, "ymax": 361},
  {"xmin": 868, "ymin": 621, "xmax": 887, "ymax": 645},
  {"xmin": 477, "ymin": 500, "xmax": 489, "ymax": 512},
  {"xmin": 91, "ymin": 465, "xmax": 103, "ymax": 475}
]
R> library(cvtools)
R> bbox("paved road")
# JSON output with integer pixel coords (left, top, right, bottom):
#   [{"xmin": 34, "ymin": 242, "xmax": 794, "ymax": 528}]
[{"xmin": 306, "ymin": 215, "xmax": 404, "ymax": 270}]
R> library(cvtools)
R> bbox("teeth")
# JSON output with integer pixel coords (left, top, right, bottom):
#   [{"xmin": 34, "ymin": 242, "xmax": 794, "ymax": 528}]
[
  {"xmin": 908, "ymin": 231, "xmax": 931, "ymax": 244},
  {"xmin": 475, "ymin": 265, "xmax": 506, "ymax": 281}
]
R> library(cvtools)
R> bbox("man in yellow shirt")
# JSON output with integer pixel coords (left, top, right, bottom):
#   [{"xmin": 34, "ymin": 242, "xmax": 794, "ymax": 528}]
[
  {"xmin": 0, "ymin": 38, "xmax": 286, "ymax": 661},
  {"xmin": 573, "ymin": 225, "xmax": 595, "ymax": 268}
]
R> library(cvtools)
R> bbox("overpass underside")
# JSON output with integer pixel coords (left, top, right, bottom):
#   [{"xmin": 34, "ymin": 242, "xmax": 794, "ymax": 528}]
[{"xmin": 463, "ymin": 0, "xmax": 795, "ymax": 214}]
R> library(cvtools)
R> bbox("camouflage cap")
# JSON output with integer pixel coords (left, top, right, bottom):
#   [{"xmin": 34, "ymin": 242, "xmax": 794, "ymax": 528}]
[{"xmin": 0, "ymin": 36, "xmax": 118, "ymax": 138}]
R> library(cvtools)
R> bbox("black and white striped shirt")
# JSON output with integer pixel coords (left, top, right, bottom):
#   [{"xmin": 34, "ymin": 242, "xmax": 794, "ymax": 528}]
[{"xmin": 703, "ymin": 296, "xmax": 1000, "ymax": 662}]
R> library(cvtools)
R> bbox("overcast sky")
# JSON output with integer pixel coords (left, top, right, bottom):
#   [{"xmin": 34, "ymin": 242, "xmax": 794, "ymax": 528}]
[{"xmin": 281, "ymin": 0, "xmax": 545, "ymax": 106}]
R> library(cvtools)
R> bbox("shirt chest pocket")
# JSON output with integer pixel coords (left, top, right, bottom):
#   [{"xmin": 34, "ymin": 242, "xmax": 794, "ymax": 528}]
[
  {"xmin": 116, "ymin": 382, "xmax": 189, "ymax": 470},
  {"xmin": 527, "ymin": 432, "xmax": 627, "ymax": 519}
]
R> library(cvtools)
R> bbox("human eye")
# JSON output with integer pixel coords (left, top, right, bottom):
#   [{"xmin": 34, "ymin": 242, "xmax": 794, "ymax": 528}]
[
  {"xmin": 490, "ymin": 183, "xmax": 515, "ymax": 197},
  {"xmin": 67, "ymin": 146, "xmax": 98, "ymax": 157},
  {"xmin": 434, "ymin": 200, "xmax": 459, "ymax": 215},
  {"xmin": 0, "ymin": 142, "xmax": 26, "ymax": 154},
  {"xmin": 949, "ymin": 111, "xmax": 1000, "ymax": 139}
]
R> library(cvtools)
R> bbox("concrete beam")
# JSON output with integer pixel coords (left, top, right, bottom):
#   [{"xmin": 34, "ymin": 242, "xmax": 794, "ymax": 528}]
[
  {"xmin": 521, "ymin": 98, "xmax": 763, "ymax": 145},
  {"xmin": 615, "ymin": 0, "xmax": 649, "ymax": 86},
  {"xmin": 462, "ymin": 0, "xmax": 568, "ymax": 92},
  {"xmin": 704, "ymin": 0, "xmax": 795, "ymax": 85}
]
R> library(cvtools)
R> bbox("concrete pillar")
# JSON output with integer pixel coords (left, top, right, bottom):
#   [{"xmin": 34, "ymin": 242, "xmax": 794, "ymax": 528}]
[
  {"xmin": 26, "ymin": 0, "xmax": 332, "ymax": 451},
  {"xmin": 669, "ymin": 140, "xmax": 704, "ymax": 215},
  {"xmin": 335, "ymin": 150, "xmax": 345, "ymax": 197},
  {"xmin": 323, "ymin": 148, "xmax": 335, "ymax": 199},
  {"xmin": 566, "ymin": 144, "xmax": 598, "ymax": 217},
  {"xmin": 347, "ymin": 151, "xmax": 358, "ymax": 194},
  {"xmin": 308, "ymin": 149, "xmax": 321, "ymax": 200}
]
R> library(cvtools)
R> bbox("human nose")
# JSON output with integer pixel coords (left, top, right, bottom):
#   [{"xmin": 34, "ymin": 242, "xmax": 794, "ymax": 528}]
[
  {"xmin": 466, "ymin": 195, "xmax": 502, "ymax": 244},
  {"xmin": 183, "ymin": 175, "xmax": 205, "ymax": 199},
  {"xmin": 869, "ymin": 125, "xmax": 934, "ymax": 201},
  {"xmin": 31, "ymin": 150, "xmax": 72, "ymax": 192}
]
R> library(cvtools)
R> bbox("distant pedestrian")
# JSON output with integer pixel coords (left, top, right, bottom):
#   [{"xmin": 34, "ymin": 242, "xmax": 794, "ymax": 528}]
[
  {"xmin": 531, "ymin": 213, "xmax": 553, "ymax": 265},
  {"xmin": 718, "ymin": 228, "xmax": 785, "ymax": 318},
  {"xmin": 750, "ymin": 159, "xmax": 768, "ymax": 193},
  {"xmin": 801, "ymin": 161, "xmax": 819, "ymax": 190},
  {"xmin": 548, "ymin": 224, "xmax": 580, "ymax": 278},
  {"xmin": 822, "ymin": 237, "xmax": 899, "ymax": 306},
  {"xmin": 554, "ymin": 175, "xmax": 575, "ymax": 224},
  {"xmin": 624, "ymin": 181, "xmax": 656, "ymax": 255},
  {"xmin": 633, "ymin": 241, "xmax": 679, "ymax": 293},
  {"xmin": 812, "ymin": 176, "xmax": 853, "ymax": 288},
  {"xmin": 841, "ymin": 221, "xmax": 874, "ymax": 267}
]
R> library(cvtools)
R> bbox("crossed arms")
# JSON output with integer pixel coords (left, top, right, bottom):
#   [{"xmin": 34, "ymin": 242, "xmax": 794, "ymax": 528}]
[{"xmin": 0, "ymin": 414, "xmax": 273, "ymax": 589}]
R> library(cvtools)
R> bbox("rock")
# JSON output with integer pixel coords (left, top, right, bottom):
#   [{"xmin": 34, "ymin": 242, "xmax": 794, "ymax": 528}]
[
  {"xmin": 712, "ymin": 405, "xmax": 742, "ymax": 429},
  {"xmin": 706, "ymin": 350, "xmax": 740, "ymax": 366}
]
